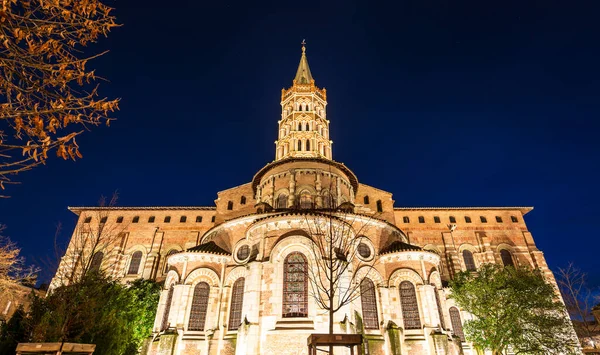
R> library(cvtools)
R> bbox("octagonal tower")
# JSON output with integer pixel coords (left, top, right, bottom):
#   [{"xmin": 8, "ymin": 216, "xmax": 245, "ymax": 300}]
[{"xmin": 276, "ymin": 44, "xmax": 331, "ymax": 161}]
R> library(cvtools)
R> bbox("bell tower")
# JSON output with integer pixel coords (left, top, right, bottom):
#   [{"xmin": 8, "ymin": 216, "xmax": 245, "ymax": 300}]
[{"xmin": 275, "ymin": 42, "xmax": 332, "ymax": 161}]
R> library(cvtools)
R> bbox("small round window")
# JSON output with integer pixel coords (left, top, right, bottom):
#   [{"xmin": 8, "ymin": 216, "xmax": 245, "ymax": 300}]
[
  {"xmin": 236, "ymin": 245, "xmax": 250, "ymax": 261},
  {"xmin": 357, "ymin": 243, "xmax": 371, "ymax": 259}
]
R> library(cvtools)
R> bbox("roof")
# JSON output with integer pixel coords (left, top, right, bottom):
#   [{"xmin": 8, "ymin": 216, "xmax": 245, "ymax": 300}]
[
  {"xmin": 251, "ymin": 157, "xmax": 359, "ymax": 194},
  {"xmin": 187, "ymin": 241, "xmax": 231, "ymax": 255},
  {"xmin": 394, "ymin": 206, "xmax": 533, "ymax": 215},
  {"xmin": 67, "ymin": 206, "xmax": 216, "ymax": 215},
  {"xmin": 294, "ymin": 44, "xmax": 313, "ymax": 84},
  {"xmin": 380, "ymin": 241, "xmax": 423, "ymax": 254}
]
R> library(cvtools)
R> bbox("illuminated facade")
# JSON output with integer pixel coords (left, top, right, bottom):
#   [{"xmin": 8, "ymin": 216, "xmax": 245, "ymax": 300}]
[{"xmin": 53, "ymin": 45, "xmax": 562, "ymax": 355}]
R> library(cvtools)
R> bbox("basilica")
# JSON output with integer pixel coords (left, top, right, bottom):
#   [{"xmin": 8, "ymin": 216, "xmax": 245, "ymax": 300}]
[{"xmin": 53, "ymin": 45, "xmax": 560, "ymax": 355}]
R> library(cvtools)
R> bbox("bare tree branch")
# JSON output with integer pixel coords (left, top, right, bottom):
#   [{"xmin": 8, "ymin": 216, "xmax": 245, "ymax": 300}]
[{"xmin": 0, "ymin": 0, "xmax": 120, "ymax": 194}]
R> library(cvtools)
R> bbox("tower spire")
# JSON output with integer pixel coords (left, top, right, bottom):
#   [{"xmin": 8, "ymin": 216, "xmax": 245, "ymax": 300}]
[
  {"xmin": 276, "ymin": 43, "xmax": 331, "ymax": 161},
  {"xmin": 294, "ymin": 40, "xmax": 313, "ymax": 85}
]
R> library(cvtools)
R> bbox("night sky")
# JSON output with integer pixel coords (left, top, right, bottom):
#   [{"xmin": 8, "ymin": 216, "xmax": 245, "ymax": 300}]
[{"xmin": 1, "ymin": 0, "xmax": 599, "ymax": 286}]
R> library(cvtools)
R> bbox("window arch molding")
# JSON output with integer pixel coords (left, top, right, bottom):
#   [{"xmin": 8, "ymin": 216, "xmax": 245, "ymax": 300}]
[
  {"xmin": 164, "ymin": 270, "xmax": 180, "ymax": 289},
  {"xmin": 496, "ymin": 243, "xmax": 515, "ymax": 253},
  {"xmin": 184, "ymin": 267, "xmax": 220, "ymax": 287},
  {"xmin": 428, "ymin": 269, "xmax": 442, "ymax": 289},
  {"xmin": 458, "ymin": 243, "xmax": 480, "ymax": 254},
  {"xmin": 270, "ymin": 234, "xmax": 318, "ymax": 264},
  {"xmin": 496, "ymin": 243, "xmax": 517, "ymax": 267},
  {"xmin": 162, "ymin": 246, "xmax": 182, "ymax": 273},
  {"xmin": 225, "ymin": 266, "xmax": 248, "ymax": 286},
  {"xmin": 353, "ymin": 265, "xmax": 384, "ymax": 286},
  {"xmin": 388, "ymin": 267, "xmax": 423, "ymax": 288},
  {"xmin": 422, "ymin": 244, "xmax": 442, "ymax": 255}
]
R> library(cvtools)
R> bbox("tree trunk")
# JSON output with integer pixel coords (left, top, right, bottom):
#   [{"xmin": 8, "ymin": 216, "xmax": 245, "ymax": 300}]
[{"xmin": 329, "ymin": 238, "xmax": 334, "ymax": 354}]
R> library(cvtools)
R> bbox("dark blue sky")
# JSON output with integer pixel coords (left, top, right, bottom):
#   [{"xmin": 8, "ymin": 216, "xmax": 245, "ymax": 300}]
[{"xmin": 1, "ymin": 0, "xmax": 599, "ymax": 285}]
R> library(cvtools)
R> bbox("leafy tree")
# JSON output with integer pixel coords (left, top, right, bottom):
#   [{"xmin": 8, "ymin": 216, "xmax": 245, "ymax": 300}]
[
  {"xmin": 450, "ymin": 263, "xmax": 579, "ymax": 355},
  {"xmin": 28, "ymin": 273, "xmax": 160, "ymax": 355},
  {"xmin": 0, "ymin": 306, "xmax": 28, "ymax": 353},
  {"xmin": 0, "ymin": 0, "xmax": 119, "ymax": 196}
]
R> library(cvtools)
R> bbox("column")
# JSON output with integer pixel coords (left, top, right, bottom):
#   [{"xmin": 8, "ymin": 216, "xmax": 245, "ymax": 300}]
[
  {"xmin": 288, "ymin": 170, "xmax": 296, "ymax": 207},
  {"xmin": 244, "ymin": 262, "xmax": 264, "ymax": 355}
]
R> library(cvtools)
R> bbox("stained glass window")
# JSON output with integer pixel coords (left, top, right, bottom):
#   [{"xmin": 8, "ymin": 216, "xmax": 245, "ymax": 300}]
[
  {"xmin": 500, "ymin": 249, "xmax": 514, "ymax": 267},
  {"xmin": 276, "ymin": 194, "xmax": 288, "ymax": 209},
  {"xmin": 360, "ymin": 278, "xmax": 379, "ymax": 329},
  {"xmin": 188, "ymin": 282, "xmax": 210, "ymax": 331},
  {"xmin": 90, "ymin": 252, "xmax": 103, "ymax": 272},
  {"xmin": 463, "ymin": 250, "xmax": 476, "ymax": 271},
  {"xmin": 283, "ymin": 252, "xmax": 308, "ymax": 318},
  {"xmin": 322, "ymin": 192, "xmax": 333, "ymax": 209},
  {"xmin": 449, "ymin": 307, "xmax": 465, "ymax": 341},
  {"xmin": 237, "ymin": 245, "xmax": 250, "ymax": 261},
  {"xmin": 299, "ymin": 192, "xmax": 313, "ymax": 209},
  {"xmin": 127, "ymin": 251, "xmax": 142, "ymax": 275},
  {"xmin": 357, "ymin": 243, "xmax": 371, "ymax": 259},
  {"xmin": 228, "ymin": 278, "xmax": 245, "ymax": 330},
  {"xmin": 399, "ymin": 281, "xmax": 421, "ymax": 330},
  {"xmin": 161, "ymin": 285, "xmax": 174, "ymax": 331}
]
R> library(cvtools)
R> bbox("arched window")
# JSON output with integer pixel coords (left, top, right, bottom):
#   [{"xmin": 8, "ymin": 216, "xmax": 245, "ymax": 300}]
[
  {"xmin": 89, "ymin": 251, "xmax": 103, "ymax": 273},
  {"xmin": 449, "ymin": 307, "xmax": 465, "ymax": 341},
  {"xmin": 299, "ymin": 191, "xmax": 313, "ymax": 209},
  {"xmin": 360, "ymin": 278, "xmax": 379, "ymax": 329},
  {"xmin": 127, "ymin": 251, "xmax": 142, "ymax": 275},
  {"xmin": 227, "ymin": 201, "xmax": 233, "ymax": 210},
  {"xmin": 188, "ymin": 282, "xmax": 210, "ymax": 331},
  {"xmin": 298, "ymin": 140, "xmax": 302, "ymax": 151},
  {"xmin": 500, "ymin": 249, "xmax": 514, "ymax": 267},
  {"xmin": 322, "ymin": 191, "xmax": 333, "ymax": 209},
  {"xmin": 228, "ymin": 278, "xmax": 245, "ymax": 330},
  {"xmin": 376, "ymin": 200, "xmax": 383, "ymax": 213},
  {"xmin": 306, "ymin": 140, "xmax": 310, "ymax": 151},
  {"xmin": 363, "ymin": 195, "xmax": 369, "ymax": 204},
  {"xmin": 283, "ymin": 252, "xmax": 308, "ymax": 318},
  {"xmin": 240, "ymin": 196, "xmax": 246, "ymax": 205},
  {"xmin": 399, "ymin": 281, "xmax": 421, "ymax": 330},
  {"xmin": 161, "ymin": 285, "xmax": 174, "ymax": 330},
  {"xmin": 298, "ymin": 123, "xmax": 302, "ymax": 131},
  {"xmin": 276, "ymin": 194, "xmax": 288, "ymax": 209},
  {"xmin": 462, "ymin": 250, "xmax": 476, "ymax": 271},
  {"xmin": 164, "ymin": 249, "xmax": 178, "ymax": 273}
]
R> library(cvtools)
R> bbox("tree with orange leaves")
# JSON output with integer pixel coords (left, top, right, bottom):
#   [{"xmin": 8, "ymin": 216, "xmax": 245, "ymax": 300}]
[{"xmin": 0, "ymin": 0, "xmax": 119, "ymax": 196}]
